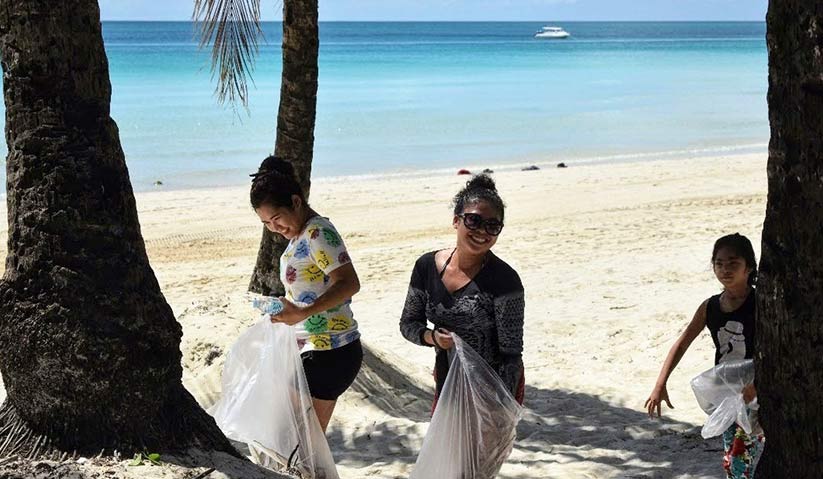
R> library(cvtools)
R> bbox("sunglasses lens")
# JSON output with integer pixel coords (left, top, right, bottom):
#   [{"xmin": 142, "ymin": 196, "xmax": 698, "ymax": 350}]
[
  {"xmin": 461, "ymin": 213, "xmax": 503, "ymax": 236},
  {"xmin": 463, "ymin": 213, "xmax": 482, "ymax": 229},
  {"xmin": 485, "ymin": 222, "xmax": 503, "ymax": 236}
]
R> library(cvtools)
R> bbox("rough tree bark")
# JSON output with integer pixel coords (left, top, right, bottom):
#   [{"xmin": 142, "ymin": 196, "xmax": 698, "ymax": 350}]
[
  {"xmin": 0, "ymin": 1, "xmax": 238, "ymax": 457},
  {"xmin": 757, "ymin": 0, "xmax": 823, "ymax": 474},
  {"xmin": 248, "ymin": 0, "xmax": 319, "ymax": 295}
]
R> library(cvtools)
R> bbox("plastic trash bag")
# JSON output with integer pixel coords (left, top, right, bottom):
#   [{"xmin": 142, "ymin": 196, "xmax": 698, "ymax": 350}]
[
  {"xmin": 690, "ymin": 359, "xmax": 759, "ymax": 439},
  {"xmin": 209, "ymin": 318, "xmax": 339, "ymax": 479},
  {"xmin": 410, "ymin": 334, "xmax": 523, "ymax": 479}
]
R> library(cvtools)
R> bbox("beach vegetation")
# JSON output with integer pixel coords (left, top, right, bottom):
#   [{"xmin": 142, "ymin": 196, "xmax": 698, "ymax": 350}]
[{"xmin": 195, "ymin": 0, "xmax": 320, "ymax": 296}]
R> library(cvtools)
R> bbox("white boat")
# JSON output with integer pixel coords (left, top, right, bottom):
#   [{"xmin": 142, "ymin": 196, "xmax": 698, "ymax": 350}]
[{"xmin": 534, "ymin": 26, "xmax": 570, "ymax": 39}]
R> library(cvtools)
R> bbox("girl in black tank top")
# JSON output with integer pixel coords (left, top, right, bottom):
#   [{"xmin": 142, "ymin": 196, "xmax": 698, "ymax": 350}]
[
  {"xmin": 705, "ymin": 288, "xmax": 756, "ymax": 365},
  {"xmin": 644, "ymin": 234, "xmax": 764, "ymax": 478}
]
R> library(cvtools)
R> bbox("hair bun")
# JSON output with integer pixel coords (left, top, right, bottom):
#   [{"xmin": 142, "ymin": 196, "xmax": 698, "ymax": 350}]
[
  {"xmin": 250, "ymin": 155, "xmax": 305, "ymax": 209},
  {"xmin": 259, "ymin": 156, "xmax": 295, "ymax": 177},
  {"xmin": 466, "ymin": 173, "xmax": 497, "ymax": 192},
  {"xmin": 251, "ymin": 156, "xmax": 296, "ymax": 182},
  {"xmin": 452, "ymin": 173, "xmax": 505, "ymax": 220}
]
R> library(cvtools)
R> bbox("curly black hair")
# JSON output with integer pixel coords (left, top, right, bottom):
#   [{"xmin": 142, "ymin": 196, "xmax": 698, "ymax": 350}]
[{"xmin": 452, "ymin": 174, "xmax": 505, "ymax": 220}]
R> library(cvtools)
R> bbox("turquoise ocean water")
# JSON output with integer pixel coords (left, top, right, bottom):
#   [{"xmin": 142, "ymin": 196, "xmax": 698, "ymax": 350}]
[{"xmin": 0, "ymin": 22, "xmax": 768, "ymax": 192}]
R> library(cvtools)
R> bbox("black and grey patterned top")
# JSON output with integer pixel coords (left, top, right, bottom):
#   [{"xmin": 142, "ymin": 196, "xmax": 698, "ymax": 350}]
[{"xmin": 399, "ymin": 250, "xmax": 525, "ymax": 396}]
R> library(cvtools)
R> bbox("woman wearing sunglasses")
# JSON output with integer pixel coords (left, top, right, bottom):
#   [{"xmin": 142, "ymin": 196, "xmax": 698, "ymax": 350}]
[{"xmin": 399, "ymin": 174, "xmax": 525, "ymax": 411}]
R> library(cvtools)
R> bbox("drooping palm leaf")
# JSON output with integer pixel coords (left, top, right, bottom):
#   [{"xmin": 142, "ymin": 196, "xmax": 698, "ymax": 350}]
[{"xmin": 193, "ymin": 0, "xmax": 263, "ymax": 108}]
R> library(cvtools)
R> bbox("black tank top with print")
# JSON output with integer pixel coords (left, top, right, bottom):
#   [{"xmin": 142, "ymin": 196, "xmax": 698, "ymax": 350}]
[{"xmin": 705, "ymin": 288, "xmax": 756, "ymax": 365}]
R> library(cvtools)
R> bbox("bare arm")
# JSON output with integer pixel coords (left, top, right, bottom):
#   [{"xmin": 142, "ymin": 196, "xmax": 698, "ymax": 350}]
[
  {"xmin": 273, "ymin": 263, "xmax": 360, "ymax": 325},
  {"xmin": 645, "ymin": 299, "xmax": 708, "ymax": 418}
]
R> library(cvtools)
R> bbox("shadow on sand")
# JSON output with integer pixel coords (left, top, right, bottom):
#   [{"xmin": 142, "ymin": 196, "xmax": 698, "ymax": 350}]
[{"xmin": 329, "ymin": 347, "xmax": 721, "ymax": 478}]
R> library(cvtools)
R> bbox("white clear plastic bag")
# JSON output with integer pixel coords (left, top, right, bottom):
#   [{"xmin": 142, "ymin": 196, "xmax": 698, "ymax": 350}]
[
  {"xmin": 410, "ymin": 334, "xmax": 523, "ymax": 479},
  {"xmin": 690, "ymin": 359, "xmax": 758, "ymax": 439},
  {"xmin": 209, "ymin": 318, "xmax": 339, "ymax": 479}
]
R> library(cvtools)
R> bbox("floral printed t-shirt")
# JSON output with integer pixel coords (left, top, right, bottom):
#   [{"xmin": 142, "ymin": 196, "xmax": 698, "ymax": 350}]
[{"xmin": 280, "ymin": 216, "xmax": 360, "ymax": 353}]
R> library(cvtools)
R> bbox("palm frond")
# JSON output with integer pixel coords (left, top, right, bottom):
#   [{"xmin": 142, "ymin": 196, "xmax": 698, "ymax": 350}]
[{"xmin": 193, "ymin": 0, "xmax": 263, "ymax": 109}]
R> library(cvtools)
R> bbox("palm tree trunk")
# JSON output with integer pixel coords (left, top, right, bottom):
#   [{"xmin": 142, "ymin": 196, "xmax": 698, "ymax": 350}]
[
  {"xmin": 248, "ymin": 0, "xmax": 319, "ymax": 295},
  {"xmin": 0, "ymin": 0, "xmax": 237, "ymax": 457},
  {"xmin": 757, "ymin": 0, "xmax": 823, "ymax": 474}
]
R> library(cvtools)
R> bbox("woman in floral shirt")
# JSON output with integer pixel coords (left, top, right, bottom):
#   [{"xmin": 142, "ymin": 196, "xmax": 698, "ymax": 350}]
[{"xmin": 251, "ymin": 156, "xmax": 362, "ymax": 433}]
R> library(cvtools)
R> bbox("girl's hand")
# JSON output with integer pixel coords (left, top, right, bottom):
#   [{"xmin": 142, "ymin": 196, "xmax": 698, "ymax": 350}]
[
  {"xmin": 270, "ymin": 298, "xmax": 307, "ymax": 326},
  {"xmin": 433, "ymin": 328, "xmax": 454, "ymax": 350},
  {"xmin": 645, "ymin": 384, "xmax": 674, "ymax": 418},
  {"xmin": 742, "ymin": 383, "xmax": 757, "ymax": 404}
]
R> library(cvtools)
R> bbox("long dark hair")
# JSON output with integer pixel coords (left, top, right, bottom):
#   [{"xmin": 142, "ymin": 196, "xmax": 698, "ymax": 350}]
[
  {"xmin": 452, "ymin": 174, "xmax": 505, "ymax": 220},
  {"xmin": 249, "ymin": 156, "xmax": 304, "ymax": 209},
  {"xmin": 712, "ymin": 233, "xmax": 758, "ymax": 287}
]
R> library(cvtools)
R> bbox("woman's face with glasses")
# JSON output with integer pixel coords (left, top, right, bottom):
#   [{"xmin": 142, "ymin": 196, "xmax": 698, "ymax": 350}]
[{"xmin": 453, "ymin": 200, "xmax": 503, "ymax": 255}]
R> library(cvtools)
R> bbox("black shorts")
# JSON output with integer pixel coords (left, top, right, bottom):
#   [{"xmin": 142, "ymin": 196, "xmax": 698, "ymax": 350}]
[{"xmin": 301, "ymin": 339, "xmax": 363, "ymax": 401}]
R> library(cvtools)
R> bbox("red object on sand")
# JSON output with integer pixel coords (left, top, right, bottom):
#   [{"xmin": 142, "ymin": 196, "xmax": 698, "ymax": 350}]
[{"xmin": 457, "ymin": 168, "xmax": 471, "ymax": 175}]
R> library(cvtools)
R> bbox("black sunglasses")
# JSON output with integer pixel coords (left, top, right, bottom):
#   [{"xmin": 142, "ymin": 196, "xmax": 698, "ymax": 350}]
[{"xmin": 457, "ymin": 213, "xmax": 504, "ymax": 236}]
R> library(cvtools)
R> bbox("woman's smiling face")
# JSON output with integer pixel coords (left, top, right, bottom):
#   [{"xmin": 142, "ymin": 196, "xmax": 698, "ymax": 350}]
[
  {"xmin": 453, "ymin": 200, "xmax": 502, "ymax": 255},
  {"xmin": 255, "ymin": 196, "xmax": 304, "ymax": 240}
]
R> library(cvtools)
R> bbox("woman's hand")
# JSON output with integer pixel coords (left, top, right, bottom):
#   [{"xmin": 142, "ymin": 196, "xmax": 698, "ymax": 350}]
[
  {"xmin": 742, "ymin": 383, "xmax": 757, "ymax": 404},
  {"xmin": 270, "ymin": 298, "xmax": 308, "ymax": 326},
  {"xmin": 433, "ymin": 328, "xmax": 454, "ymax": 350},
  {"xmin": 645, "ymin": 384, "xmax": 674, "ymax": 419}
]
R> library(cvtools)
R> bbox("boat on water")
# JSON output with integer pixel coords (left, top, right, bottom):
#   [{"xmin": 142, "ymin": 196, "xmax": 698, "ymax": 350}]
[{"xmin": 534, "ymin": 26, "xmax": 570, "ymax": 39}]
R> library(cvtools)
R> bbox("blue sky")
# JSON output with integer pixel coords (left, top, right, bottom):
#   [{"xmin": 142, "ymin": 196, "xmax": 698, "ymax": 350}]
[{"xmin": 99, "ymin": 0, "xmax": 767, "ymax": 22}]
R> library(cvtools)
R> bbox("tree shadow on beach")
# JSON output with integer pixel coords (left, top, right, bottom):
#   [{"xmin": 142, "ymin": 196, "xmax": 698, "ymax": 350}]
[
  {"xmin": 153, "ymin": 447, "xmax": 297, "ymax": 479},
  {"xmin": 503, "ymin": 385, "xmax": 720, "ymax": 479},
  {"xmin": 327, "ymin": 418, "xmax": 423, "ymax": 474},
  {"xmin": 327, "ymin": 343, "xmax": 432, "ymax": 472},
  {"xmin": 331, "ymin": 374, "xmax": 722, "ymax": 479},
  {"xmin": 349, "ymin": 343, "xmax": 434, "ymax": 423}
]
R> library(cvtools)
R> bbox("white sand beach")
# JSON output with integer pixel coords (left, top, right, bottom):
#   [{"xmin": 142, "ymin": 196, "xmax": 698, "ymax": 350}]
[{"xmin": 0, "ymin": 152, "xmax": 767, "ymax": 478}]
